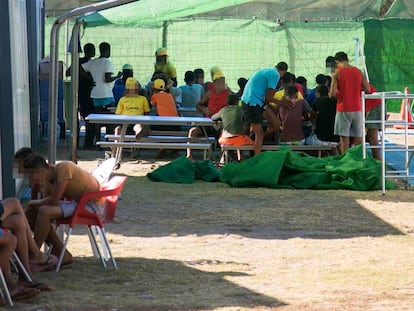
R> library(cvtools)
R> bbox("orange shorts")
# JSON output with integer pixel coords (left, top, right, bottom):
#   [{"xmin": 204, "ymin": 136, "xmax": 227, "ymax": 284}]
[{"xmin": 219, "ymin": 134, "xmax": 254, "ymax": 146}]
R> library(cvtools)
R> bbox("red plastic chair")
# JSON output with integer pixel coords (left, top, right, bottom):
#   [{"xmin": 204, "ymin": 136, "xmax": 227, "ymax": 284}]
[{"xmin": 55, "ymin": 175, "xmax": 127, "ymax": 272}]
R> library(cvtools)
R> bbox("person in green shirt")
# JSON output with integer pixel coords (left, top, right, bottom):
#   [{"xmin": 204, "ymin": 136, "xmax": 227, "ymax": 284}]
[
  {"xmin": 212, "ymin": 94, "xmax": 254, "ymax": 161},
  {"xmin": 154, "ymin": 47, "xmax": 177, "ymax": 87}
]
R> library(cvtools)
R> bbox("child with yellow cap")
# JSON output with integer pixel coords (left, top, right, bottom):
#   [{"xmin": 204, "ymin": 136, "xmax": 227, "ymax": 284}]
[
  {"xmin": 154, "ymin": 47, "xmax": 177, "ymax": 86},
  {"xmin": 115, "ymin": 77, "xmax": 151, "ymax": 139}
]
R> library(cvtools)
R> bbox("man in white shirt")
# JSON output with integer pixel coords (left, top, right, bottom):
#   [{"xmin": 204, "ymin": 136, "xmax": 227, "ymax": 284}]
[{"xmin": 82, "ymin": 42, "xmax": 121, "ymax": 138}]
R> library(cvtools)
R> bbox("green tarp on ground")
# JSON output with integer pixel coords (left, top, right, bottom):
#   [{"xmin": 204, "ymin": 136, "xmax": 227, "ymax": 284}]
[
  {"xmin": 147, "ymin": 156, "xmax": 220, "ymax": 183},
  {"xmin": 147, "ymin": 145, "xmax": 395, "ymax": 191}
]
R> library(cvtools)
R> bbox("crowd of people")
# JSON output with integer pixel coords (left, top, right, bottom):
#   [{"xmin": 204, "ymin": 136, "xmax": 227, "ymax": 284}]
[{"xmin": 71, "ymin": 43, "xmax": 380, "ymax": 160}]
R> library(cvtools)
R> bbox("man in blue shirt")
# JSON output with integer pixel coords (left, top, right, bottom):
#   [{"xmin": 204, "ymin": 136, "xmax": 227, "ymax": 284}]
[{"xmin": 241, "ymin": 63, "xmax": 293, "ymax": 154}]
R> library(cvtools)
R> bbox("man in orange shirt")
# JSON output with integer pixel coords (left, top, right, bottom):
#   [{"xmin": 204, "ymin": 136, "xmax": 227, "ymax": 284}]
[{"xmin": 329, "ymin": 51, "xmax": 370, "ymax": 154}]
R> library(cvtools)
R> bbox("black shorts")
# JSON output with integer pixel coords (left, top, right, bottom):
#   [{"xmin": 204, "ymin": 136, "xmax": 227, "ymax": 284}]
[{"xmin": 242, "ymin": 104, "xmax": 264, "ymax": 125}]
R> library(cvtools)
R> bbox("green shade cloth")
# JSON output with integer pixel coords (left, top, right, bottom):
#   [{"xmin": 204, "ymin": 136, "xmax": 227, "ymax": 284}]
[
  {"xmin": 220, "ymin": 145, "xmax": 396, "ymax": 190},
  {"xmin": 147, "ymin": 156, "xmax": 196, "ymax": 183},
  {"xmin": 148, "ymin": 147, "xmax": 395, "ymax": 191},
  {"xmin": 147, "ymin": 156, "xmax": 220, "ymax": 183}
]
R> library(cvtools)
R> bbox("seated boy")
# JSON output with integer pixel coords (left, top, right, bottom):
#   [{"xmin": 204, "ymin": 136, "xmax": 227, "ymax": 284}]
[
  {"xmin": 310, "ymin": 85, "xmax": 339, "ymax": 146},
  {"xmin": 277, "ymin": 86, "xmax": 312, "ymax": 144},
  {"xmin": 115, "ymin": 77, "xmax": 151, "ymax": 140},
  {"xmin": 23, "ymin": 154, "xmax": 103, "ymax": 252},
  {"xmin": 212, "ymin": 94, "xmax": 254, "ymax": 161}
]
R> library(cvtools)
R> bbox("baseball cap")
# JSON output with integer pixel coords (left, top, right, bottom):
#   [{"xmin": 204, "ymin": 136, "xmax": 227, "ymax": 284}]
[
  {"xmin": 210, "ymin": 66, "xmax": 225, "ymax": 81},
  {"xmin": 153, "ymin": 78, "xmax": 165, "ymax": 90},
  {"xmin": 155, "ymin": 47, "xmax": 167, "ymax": 56},
  {"xmin": 125, "ymin": 77, "xmax": 138, "ymax": 90},
  {"xmin": 122, "ymin": 63, "xmax": 133, "ymax": 70}
]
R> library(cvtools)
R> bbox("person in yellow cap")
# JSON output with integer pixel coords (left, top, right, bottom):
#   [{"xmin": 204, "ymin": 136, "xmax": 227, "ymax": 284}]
[
  {"xmin": 154, "ymin": 47, "xmax": 177, "ymax": 87},
  {"xmin": 115, "ymin": 77, "xmax": 151, "ymax": 139},
  {"xmin": 186, "ymin": 66, "xmax": 231, "ymax": 159},
  {"xmin": 150, "ymin": 79, "xmax": 178, "ymax": 117},
  {"xmin": 150, "ymin": 78, "xmax": 180, "ymax": 158}
]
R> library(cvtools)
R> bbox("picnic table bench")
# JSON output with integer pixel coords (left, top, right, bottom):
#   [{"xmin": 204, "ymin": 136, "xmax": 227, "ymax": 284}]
[{"xmin": 86, "ymin": 114, "xmax": 218, "ymax": 167}]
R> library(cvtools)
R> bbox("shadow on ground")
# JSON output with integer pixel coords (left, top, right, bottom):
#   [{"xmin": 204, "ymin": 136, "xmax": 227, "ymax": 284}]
[
  {"xmin": 28, "ymin": 257, "xmax": 284, "ymax": 310},
  {"xmin": 108, "ymin": 176, "xmax": 403, "ymax": 240}
]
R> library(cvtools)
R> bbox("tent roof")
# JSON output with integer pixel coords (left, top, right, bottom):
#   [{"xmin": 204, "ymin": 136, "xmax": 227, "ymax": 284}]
[{"xmin": 45, "ymin": 0, "xmax": 414, "ymax": 26}]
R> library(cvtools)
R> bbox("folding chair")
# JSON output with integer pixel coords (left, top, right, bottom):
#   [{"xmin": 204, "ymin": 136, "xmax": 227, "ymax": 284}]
[
  {"xmin": 0, "ymin": 268, "xmax": 13, "ymax": 307},
  {"xmin": 55, "ymin": 175, "xmax": 127, "ymax": 272}
]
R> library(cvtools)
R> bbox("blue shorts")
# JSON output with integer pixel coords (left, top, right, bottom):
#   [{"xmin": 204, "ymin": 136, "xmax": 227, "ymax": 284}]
[
  {"xmin": 93, "ymin": 97, "xmax": 114, "ymax": 108},
  {"xmin": 0, "ymin": 202, "xmax": 4, "ymax": 218}
]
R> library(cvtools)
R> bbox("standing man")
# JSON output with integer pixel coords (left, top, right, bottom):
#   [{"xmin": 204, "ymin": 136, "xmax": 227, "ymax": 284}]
[
  {"xmin": 241, "ymin": 64, "xmax": 293, "ymax": 155},
  {"xmin": 66, "ymin": 43, "xmax": 96, "ymax": 149},
  {"xmin": 329, "ymin": 51, "xmax": 370, "ymax": 154},
  {"xmin": 154, "ymin": 47, "xmax": 177, "ymax": 87},
  {"xmin": 82, "ymin": 42, "xmax": 122, "ymax": 139}
]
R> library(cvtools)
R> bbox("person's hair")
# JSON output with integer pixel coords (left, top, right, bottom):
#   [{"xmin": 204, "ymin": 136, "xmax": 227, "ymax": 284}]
[
  {"xmin": 237, "ymin": 77, "xmax": 248, "ymax": 90},
  {"xmin": 315, "ymin": 73, "xmax": 328, "ymax": 85},
  {"xmin": 284, "ymin": 85, "xmax": 298, "ymax": 98},
  {"xmin": 316, "ymin": 85, "xmax": 329, "ymax": 96},
  {"xmin": 334, "ymin": 51, "xmax": 348, "ymax": 62},
  {"xmin": 281, "ymin": 72, "xmax": 294, "ymax": 84},
  {"xmin": 23, "ymin": 154, "xmax": 49, "ymax": 170},
  {"xmin": 276, "ymin": 61, "xmax": 288, "ymax": 71},
  {"xmin": 227, "ymin": 94, "xmax": 239, "ymax": 106},
  {"xmin": 83, "ymin": 43, "xmax": 95, "ymax": 57},
  {"xmin": 193, "ymin": 68, "xmax": 204, "ymax": 78},
  {"xmin": 296, "ymin": 76, "xmax": 307, "ymax": 86},
  {"xmin": 184, "ymin": 71, "xmax": 195, "ymax": 83},
  {"xmin": 325, "ymin": 75, "xmax": 332, "ymax": 86},
  {"xmin": 122, "ymin": 70, "xmax": 133, "ymax": 84},
  {"xmin": 99, "ymin": 42, "xmax": 110, "ymax": 54},
  {"xmin": 325, "ymin": 56, "xmax": 335, "ymax": 67},
  {"xmin": 151, "ymin": 71, "xmax": 168, "ymax": 83},
  {"xmin": 13, "ymin": 147, "xmax": 35, "ymax": 161}
]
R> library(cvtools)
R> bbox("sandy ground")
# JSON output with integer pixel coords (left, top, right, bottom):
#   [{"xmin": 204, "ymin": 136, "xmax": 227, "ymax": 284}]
[{"xmin": 20, "ymin": 121, "xmax": 414, "ymax": 310}]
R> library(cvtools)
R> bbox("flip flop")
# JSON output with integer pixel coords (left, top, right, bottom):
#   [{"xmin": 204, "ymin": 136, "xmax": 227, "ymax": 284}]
[
  {"xmin": 30, "ymin": 262, "xmax": 54, "ymax": 272},
  {"xmin": 30, "ymin": 254, "xmax": 58, "ymax": 272},
  {"xmin": 11, "ymin": 286, "xmax": 41, "ymax": 301},
  {"xmin": 29, "ymin": 282, "xmax": 53, "ymax": 291},
  {"xmin": 48, "ymin": 254, "xmax": 59, "ymax": 266}
]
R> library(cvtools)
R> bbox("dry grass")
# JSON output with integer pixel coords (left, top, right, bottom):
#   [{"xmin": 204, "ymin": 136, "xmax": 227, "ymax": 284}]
[{"xmin": 21, "ymin": 146, "xmax": 414, "ymax": 311}]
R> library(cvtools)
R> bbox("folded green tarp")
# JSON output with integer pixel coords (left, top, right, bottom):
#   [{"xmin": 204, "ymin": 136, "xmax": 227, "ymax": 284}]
[{"xmin": 147, "ymin": 156, "xmax": 220, "ymax": 183}]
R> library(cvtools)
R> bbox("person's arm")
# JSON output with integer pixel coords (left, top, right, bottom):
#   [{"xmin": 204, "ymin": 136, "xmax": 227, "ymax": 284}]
[
  {"xmin": 105, "ymin": 71, "xmax": 122, "ymax": 83},
  {"xmin": 329, "ymin": 71, "xmax": 338, "ymax": 98},
  {"xmin": 28, "ymin": 179, "xmax": 68, "ymax": 208},
  {"xmin": 266, "ymin": 88, "xmax": 295, "ymax": 109},
  {"xmin": 211, "ymin": 110, "xmax": 222, "ymax": 121},
  {"xmin": 196, "ymin": 91, "xmax": 212, "ymax": 116},
  {"xmin": 361, "ymin": 73, "xmax": 371, "ymax": 93}
]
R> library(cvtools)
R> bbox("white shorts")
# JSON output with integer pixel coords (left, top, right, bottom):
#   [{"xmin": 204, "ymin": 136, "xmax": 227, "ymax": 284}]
[{"xmin": 59, "ymin": 200, "xmax": 106, "ymax": 218}]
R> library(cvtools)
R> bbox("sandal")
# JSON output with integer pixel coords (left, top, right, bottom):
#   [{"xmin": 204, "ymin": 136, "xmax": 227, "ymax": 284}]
[
  {"xmin": 30, "ymin": 262, "xmax": 54, "ymax": 272},
  {"xmin": 29, "ymin": 282, "xmax": 53, "ymax": 291},
  {"xmin": 30, "ymin": 254, "xmax": 58, "ymax": 272},
  {"xmin": 11, "ymin": 286, "xmax": 41, "ymax": 301}
]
